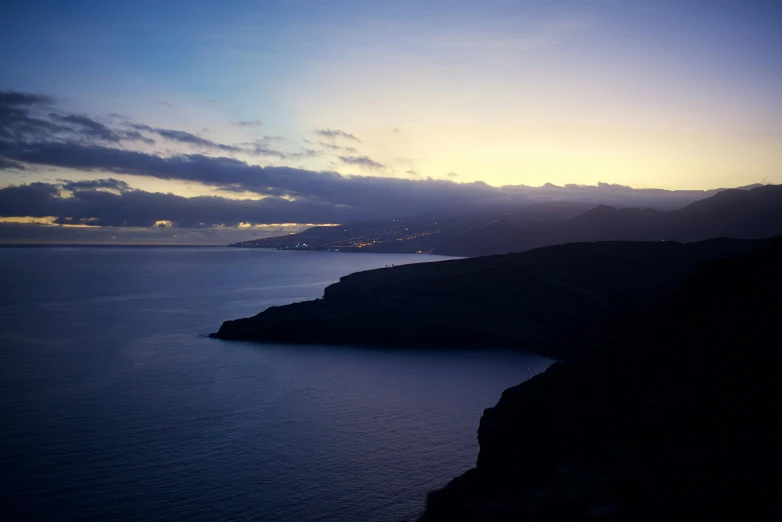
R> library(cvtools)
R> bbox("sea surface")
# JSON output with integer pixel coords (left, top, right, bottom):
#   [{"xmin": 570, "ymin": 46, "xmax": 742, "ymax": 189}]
[{"xmin": 0, "ymin": 247, "xmax": 551, "ymax": 522}]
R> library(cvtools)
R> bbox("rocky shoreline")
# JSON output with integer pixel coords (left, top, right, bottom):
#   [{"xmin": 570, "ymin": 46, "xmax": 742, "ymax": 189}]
[{"xmin": 418, "ymin": 239, "xmax": 779, "ymax": 520}]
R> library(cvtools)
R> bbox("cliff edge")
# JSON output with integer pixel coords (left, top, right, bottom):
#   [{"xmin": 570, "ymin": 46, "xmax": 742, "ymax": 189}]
[
  {"xmin": 210, "ymin": 237, "xmax": 773, "ymax": 359},
  {"xmin": 418, "ymin": 239, "xmax": 780, "ymax": 521}
]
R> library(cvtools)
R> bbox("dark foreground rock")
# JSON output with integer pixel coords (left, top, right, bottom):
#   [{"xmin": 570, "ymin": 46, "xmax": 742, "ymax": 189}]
[
  {"xmin": 418, "ymin": 239, "xmax": 781, "ymax": 521},
  {"xmin": 211, "ymin": 237, "xmax": 773, "ymax": 359}
]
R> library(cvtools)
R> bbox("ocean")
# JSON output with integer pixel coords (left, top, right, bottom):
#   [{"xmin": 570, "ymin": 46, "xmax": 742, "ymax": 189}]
[{"xmin": 0, "ymin": 247, "xmax": 551, "ymax": 521}]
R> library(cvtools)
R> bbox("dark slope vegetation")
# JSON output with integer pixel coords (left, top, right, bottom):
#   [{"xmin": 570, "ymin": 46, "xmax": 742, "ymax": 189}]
[
  {"xmin": 419, "ymin": 237, "xmax": 781, "ymax": 522},
  {"xmin": 210, "ymin": 236, "xmax": 775, "ymax": 358},
  {"xmin": 434, "ymin": 184, "xmax": 782, "ymax": 256}
]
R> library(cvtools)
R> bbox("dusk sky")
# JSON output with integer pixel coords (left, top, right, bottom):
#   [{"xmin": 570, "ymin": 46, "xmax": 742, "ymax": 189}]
[{"xmin": 1, "ymin": 0, "xmax": 781, "ymax": 243}]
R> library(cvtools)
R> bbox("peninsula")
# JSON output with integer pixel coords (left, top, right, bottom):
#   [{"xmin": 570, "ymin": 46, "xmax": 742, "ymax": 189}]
[{"xmin": 210, "ymin": 237, "xmax": 773, "ymax": 358}]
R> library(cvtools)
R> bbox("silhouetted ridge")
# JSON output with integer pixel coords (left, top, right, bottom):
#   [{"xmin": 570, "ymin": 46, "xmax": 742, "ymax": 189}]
[
  {"xmin": 418, "ymin": 237, "xmax": 781, "ymax": 521},
  {"xmin": 210, "ymin": 236, "xmax": 775, "ymax": 358},
  {"xmin": 227, "ymin": 185, "xmax": 782, "ymax": 257},
  {"xmin": 575, "ymin": 204, "xmax": 618, "ymax": 218}
]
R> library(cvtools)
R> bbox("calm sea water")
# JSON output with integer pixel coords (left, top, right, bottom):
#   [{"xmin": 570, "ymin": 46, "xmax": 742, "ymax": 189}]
[{"xmin": 0, "ymin": 247, "xmax": 551, "ymax": 522}]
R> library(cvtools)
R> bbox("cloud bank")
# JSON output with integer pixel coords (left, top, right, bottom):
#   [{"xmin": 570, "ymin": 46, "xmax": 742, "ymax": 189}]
[{"xmin": 0, "ymin": 90, "xmax": 731, "ymax": 239}]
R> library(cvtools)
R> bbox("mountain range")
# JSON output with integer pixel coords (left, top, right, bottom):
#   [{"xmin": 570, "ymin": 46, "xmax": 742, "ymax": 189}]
[{"xmin": 230, "ymin": 185, "xmax": 782, "ymax": 257}]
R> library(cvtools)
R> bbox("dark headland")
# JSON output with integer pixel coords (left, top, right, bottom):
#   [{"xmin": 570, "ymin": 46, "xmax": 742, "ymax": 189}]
[
  {"xmin": 210, "ymin": 237, "xmax": 773, "ymax": 357},
  {"xmin": 211, "ymin": 234, "xmax": 781, "ymax": 520},
  {"xmin": 418, "ymin": 238, "xmax": 780, "ymax": 521}
]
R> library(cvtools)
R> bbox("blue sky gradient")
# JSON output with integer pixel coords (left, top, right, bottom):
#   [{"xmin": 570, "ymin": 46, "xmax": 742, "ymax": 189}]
[{"xmin": 1, "ymin": 0, "xmax": 781, "ymax": 240}]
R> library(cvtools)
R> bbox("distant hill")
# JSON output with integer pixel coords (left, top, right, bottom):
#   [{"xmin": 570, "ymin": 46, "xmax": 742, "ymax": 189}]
[
  {"xmin": 436, "ymin": 184, "xmax": 782, "ymax": 255},
  {"xmin": 228, "ymin": 201, "xmax": 594, "ymax": 253},
  {"xmin": 229, "ymin": 185, "xmax": 782, "ymax": 257}
]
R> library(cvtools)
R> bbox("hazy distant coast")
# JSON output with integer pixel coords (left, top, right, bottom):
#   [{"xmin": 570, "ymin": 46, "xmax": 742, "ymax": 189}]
[{"xmin": 228, "ymin": 185, "xmax": 782, "ymax": 257}]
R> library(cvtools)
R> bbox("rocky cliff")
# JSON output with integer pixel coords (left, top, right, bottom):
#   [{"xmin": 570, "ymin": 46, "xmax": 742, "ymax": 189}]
[
  {"xmin": 211, "ymin": 237, "xmax": 773, "ymax": 359},
  {"xmin": 418, "ymin": 239, "xmax": 780, "ymax": 521}
]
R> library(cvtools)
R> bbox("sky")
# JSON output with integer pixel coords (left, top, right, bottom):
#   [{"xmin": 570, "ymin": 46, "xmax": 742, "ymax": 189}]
[{"xmin": 1, "ymin": 0, "xmax": 781, "ymax": 243}]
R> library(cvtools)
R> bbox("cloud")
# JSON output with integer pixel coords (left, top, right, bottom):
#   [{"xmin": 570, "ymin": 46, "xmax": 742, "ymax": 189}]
[
  {"xmin": 50, "ymin": 113, "xmax": 155, "ymax": 144},
  {"xmin": 0, "ymin": 174, "xmax": 727, "ymax": 237},
  {"xmin": 243, "ymin": 139, "xmax": 288, "ymax": 158},
  {"xmin": 0, "ymin": 92, "xmax": 151, "ymax": 145},
  {"xmin": 61, "ymin": 178, "xmax": 131, "ymax": 192},
  {"xmin": 129, "ymin": 123, "xmax": 241, "ymax": 152},
  {"xmin": 392, "ymin": 128, "xmax": 401, "ymax": 134},
  {"xmin": 446, "ymin": 172, "xmax": 459, "ymax": 178},
  {"xmin": 0, "ymin": 157, "xmax": 25, "ymax": 170},
  {"xmin": 314, "ymin": 128, "xmax": 361, "ymax": 142},
  {"xmin": 50, "ymin": 114, "xmax": 122, "ymax": 141},
  {"xmin": 288, "ymin": 148, "xmax": 324, "ymax": 159},
  {"xmin": 1, "ymin": 138, "xmax": 719, "ymax": 217},
  {"xmin": 338, "ymin": 155, "xmax": 384, "ymax": 170},
  {"xmin": 0, "ymin": 90, "xmax": 728, "ymax": 231},
  {"xmin": 344, "ymin": 146, "xmax": 358, "ymax": 153},
  {"xmin": 0, "ymin": 180, "xmax": 360, "ymax": 228},
  {"xmin": 232, "ymin": 120, "xmax": 263, "ymax": 127},
  {"xmin": 0, "ymin": 91, "xmax": 53, "ymax": 107},
  {"xmin": 318, "ymin": 141, "xmax": 342, "ymax": 151},
  {"xmin": 151, "ymin": 99, "xmax": 174, "ymax": 109}
]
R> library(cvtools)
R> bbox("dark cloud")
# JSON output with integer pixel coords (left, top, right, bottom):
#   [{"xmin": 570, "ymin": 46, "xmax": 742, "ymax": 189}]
[
  {"xmin": 344, "ymin": 146, "xmax": 358, "ymax": 153},
  {"xmin": 0, "ymin": 182, "xmax": 61, "ymax": 217},
  {"xmin": 0, "ymin": 90, "xmax": 730, "ymax": 229},
  {"xmin": 50, "ymin": 113, "xmax": 155, "ymax": 144},
  {"xmin": 129, "ymin": 124, "xmax": 240, "ymax": 152},
  {"xmin": 232, "ymin": 120, "xmax": 263, "ymax": 127},
  {"xmin": 407, "ymin": 169, "xmax": 419, "ymax": 176},
  {"xmin": 0, "ymin": 175, "xmax": 728, "ymax": 235},
  {"xmin": 1, "ymin": 137, "xmax": 721, "ymax": 217},
  {"xmin": 0, "ymin": 180, "xmax": 358, "ymax": 227},
  {"xmin": 339, "ymin": 155, "xmax": 384, "ymax": 170},
  {"xmin": 0, "ymin": 157, "xmax": 25, "ymax": 170},
  {"xmin": 243, "ymin": 139, "xmax": 288, "ymax": 158},
  {"xmin": 1, "ymin": 93, "xmax": 151, "ymax": 145},
  {"xmin": 314, "ymin": 128, "xmax": 361, "ymax": 142},
  {"xmin": 127, "ymin": 125, "xmax": 289, "ymax": 157},
  {"xmin": 446, "ymin": 172, "xmax": 459, "ymax": 178},
  {"xmin": 50, "ymin": 113, "xmax": 121, "ymax": 141},
  {"xmin": 61, "ymin": 178, "xmax": 131, "ymax": 192},
  {"xmin": 1, "ymin": 94, "xmax": 79, "ymax": 142},
  {"xmin": 0, "ymin": 91, "xmax": 53, "ymax": 107}
]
